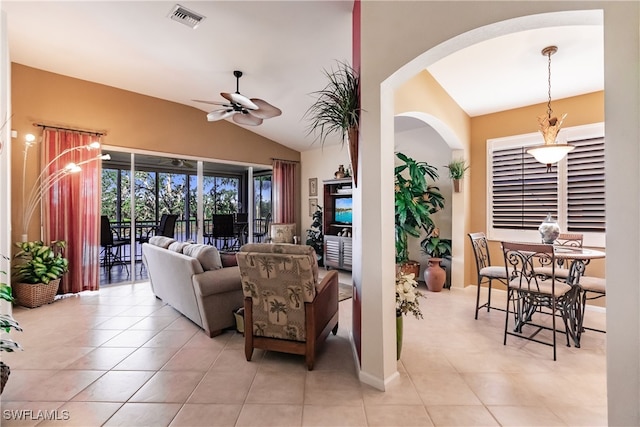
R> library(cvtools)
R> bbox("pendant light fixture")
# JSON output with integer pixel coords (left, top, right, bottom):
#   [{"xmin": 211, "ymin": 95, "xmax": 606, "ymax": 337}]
[{"xmin": 526, "ymin": 45, "xmax": 574, "ymax": 172}]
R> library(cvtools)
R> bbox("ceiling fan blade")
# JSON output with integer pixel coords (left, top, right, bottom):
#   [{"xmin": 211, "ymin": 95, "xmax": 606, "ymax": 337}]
[
  {"xmin": 221, "ymin": 92, "xmax": 258, "ymax": 110},
  {"xmin": 193, "ymin": 99, "xmax": 232, "ymax": 107},
  {"xmin": 207, "ymin": 109, "xmax": 235, "ymax": 122},
  {"xmin": 250, "ymin": 98, "xmax": 282, "ymax": 119},
  {"xmin": 233, "ymin": 112, "xmax": 263, "ymax": 126}
]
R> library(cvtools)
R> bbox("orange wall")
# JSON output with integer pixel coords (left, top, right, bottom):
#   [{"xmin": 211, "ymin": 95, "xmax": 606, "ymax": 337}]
[
  {"xmin": 469, "ymin": 91, "xmax": 606, "ymax": 284},
  {"xmin": 11, "ymin": 63, "xmax": 300, "ymax": 244}
]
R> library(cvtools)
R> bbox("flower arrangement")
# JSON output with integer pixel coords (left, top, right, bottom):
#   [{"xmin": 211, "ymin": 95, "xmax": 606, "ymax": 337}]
[{"xmin": 395, "ymin": 272, "xmax": 424, "ymax": 319}]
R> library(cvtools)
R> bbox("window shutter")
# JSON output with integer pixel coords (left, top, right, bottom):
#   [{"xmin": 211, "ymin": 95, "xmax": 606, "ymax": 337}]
[
  {"xmin": 492, "ymin": 147, "xmax": 558, "ymax": 230},
  {"xmin": 566, "ymin": 137, "xmax": 605, "ymax": 232}
]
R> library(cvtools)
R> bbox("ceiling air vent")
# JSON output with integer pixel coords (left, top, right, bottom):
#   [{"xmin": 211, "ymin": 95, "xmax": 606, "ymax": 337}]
[{"xmin": 168, "ymin": 4, "xmax": 206, "ymax": 29}]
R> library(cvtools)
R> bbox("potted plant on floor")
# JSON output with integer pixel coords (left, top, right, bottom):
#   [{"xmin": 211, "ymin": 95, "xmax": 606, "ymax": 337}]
[
  {"xmin": 306, "ymin": 204, "xmax": 324, "ymax": 267},
  {"xmin": 12, "ymin": 240, "xmax": 69, "ymax": 308},
  {"xmin": 420, "ymin": 227, "xmax": 452, "ymax": 292},
  {"xmin": 0, "ymin": 255, "xmax": 22, "ymax": 394},
  {"xmin": 395, "ymin": 152, "xmax": 445, "ymax": 277},
  {"xmin": 305, "ymin": 61, "xmax": 361, "ymax": 186},
  {"xmin": 445, "ymin": 158, "xmax": 469, "ymax": 192}
]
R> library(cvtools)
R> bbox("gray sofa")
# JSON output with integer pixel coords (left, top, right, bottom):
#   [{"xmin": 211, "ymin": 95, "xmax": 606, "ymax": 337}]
[{"xmin": 142, "ymin": 236, "xmax": 244, "ymax": 337}]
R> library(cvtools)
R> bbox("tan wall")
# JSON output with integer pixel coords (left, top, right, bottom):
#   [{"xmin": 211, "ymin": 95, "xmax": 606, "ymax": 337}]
[
  {"xmin": 469, "ymin": 91, "xmax": 606, "ymax": 286},
  {"xmin": 11, "ymin": 63, "xmax": 300, "ymax": 244}
]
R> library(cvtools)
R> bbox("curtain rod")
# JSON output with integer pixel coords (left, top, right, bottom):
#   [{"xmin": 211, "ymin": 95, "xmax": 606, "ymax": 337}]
[
  {"xmin": 33, "ymin": 123, "xmax": 106, "ymax": 137},
  {"xmin": 271, "ymin": 157, "xmax": 299, "ymax": 163}
]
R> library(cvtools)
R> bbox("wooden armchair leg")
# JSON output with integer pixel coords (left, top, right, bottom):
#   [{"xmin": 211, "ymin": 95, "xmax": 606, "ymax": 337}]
[{"xmin": 332, "ymin": 323, "xmax": 339, "ymax": 335}]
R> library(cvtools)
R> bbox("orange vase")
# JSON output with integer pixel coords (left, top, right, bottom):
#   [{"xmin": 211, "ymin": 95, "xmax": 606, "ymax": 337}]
[{"xmin": 424, "ymin": 258, "xmax": 446, "ymax": 292}]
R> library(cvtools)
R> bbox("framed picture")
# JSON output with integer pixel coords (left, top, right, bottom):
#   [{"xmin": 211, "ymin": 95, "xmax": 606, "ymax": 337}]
[
  {"xmin": 309, "ymin": 177, "xmax": 318, "ymax": 196},
  {"xmin": 309, "ymin": 198, "xmax": 318, "ymax": 216}
]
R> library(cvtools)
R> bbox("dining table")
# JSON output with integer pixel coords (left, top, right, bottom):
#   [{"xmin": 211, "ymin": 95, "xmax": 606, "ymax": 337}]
[{"xmin": 552, "ymin": 245, "xmax": 606, "ymax": 348}]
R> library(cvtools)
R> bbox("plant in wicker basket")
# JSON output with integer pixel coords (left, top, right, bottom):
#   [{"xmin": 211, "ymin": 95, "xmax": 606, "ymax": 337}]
[
  {"xmin": 13, "ymin": 240, "xmax": 68, "ymax": 308},
  {"xmin": 1, "ymin": 257, "xmax": 23, "ymax": 395}
]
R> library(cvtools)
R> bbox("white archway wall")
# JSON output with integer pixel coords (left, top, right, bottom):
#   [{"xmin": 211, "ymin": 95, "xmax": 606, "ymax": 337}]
[{"xmin": 359, "ymin": 3, "xmax": 640, "ymax": 424}]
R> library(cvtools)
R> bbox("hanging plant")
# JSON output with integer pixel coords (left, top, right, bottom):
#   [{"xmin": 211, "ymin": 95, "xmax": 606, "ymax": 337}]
[{"xmin": 305, "ymin": 61, "xmax": 360, "ymax": 186}]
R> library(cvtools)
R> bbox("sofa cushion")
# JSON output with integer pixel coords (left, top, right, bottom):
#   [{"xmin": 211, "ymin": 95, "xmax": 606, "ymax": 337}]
[
  {"xmin": 148, "ymin": 236, "xmax": 176, "ymax": 248},
  {"xmin": 168, "ymin": 241, "xmax": 191, "ymax": 253},
  {"xmin": 192, "ymin": 266, "xmax": 242, "ymax": 297},
  {"xmin": 182, "ymin": 244, "xmax": 222, "ymax": 271},
  {"xmin": 220, "ymin": 252, "xmax": 238, "ymax": 267}
]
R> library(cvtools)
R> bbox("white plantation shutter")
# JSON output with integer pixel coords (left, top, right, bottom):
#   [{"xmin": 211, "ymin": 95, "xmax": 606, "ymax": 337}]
[
  {"xmin": 488, "ymin": 123, "xmax": 605, "ymax": 242},
  {"xmin": 566, "ymin": 137, "xmax": 605, "ymax": 232},
  {"xmin": 492, "ymin": 146, "xmax": 558, "ymax": 230}
]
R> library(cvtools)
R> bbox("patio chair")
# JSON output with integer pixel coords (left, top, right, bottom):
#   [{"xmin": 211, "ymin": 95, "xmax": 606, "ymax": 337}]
[
  {"xmin": 236, "ymin": 243, "xmax": 339, "ymax": 370},
  {"xmin": 468, "ymin": 232, "xmax": 508, "ymax": 319},
  {"xmin": 209, "ymin": 214, "xmax": 237, "ymax": 250},
  {"xmin": 100, "ymin": 215, "xmax": 129, "ymax": 281},
  {"xmin": 501, "ymin": 241, "xmax": 573, "ymax": 361}
]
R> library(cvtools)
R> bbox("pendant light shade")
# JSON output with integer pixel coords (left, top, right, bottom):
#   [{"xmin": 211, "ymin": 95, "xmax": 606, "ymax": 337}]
[{"xmin": 526, "ymin": 45, "xmax": 573, "ymax": 171}]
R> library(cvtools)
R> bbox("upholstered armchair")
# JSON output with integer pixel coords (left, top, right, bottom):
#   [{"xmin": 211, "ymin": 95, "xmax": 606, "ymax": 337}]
[
  {"xmin": 268, "ymin": 223, "xmax": 296, "ymax": 243},
  {"xmin": 236, "ymin": 243, "xmax": 339, "ymax": 370}
]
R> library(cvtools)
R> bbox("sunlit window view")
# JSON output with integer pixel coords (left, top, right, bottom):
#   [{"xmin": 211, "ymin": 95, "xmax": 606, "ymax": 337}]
[{"xmin": 100, "ymin": 151, "xmax": 271, "ymax": 285}]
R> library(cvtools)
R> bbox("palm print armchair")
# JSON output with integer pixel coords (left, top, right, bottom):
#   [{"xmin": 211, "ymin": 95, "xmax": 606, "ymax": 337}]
[{"xmin": 236, "ymin": 243, "xmax": 339, "ymax": 370}]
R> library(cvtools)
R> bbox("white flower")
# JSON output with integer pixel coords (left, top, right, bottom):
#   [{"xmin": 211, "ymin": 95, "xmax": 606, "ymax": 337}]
[{"xmin": 395, "ymin": 272, "xmax": 424, "ymax": 319}]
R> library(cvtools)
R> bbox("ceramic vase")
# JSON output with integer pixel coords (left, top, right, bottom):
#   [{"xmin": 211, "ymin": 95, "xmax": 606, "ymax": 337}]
[
  {"xmin": 396, "ymin": 313, "xmax": 403, "ymax": 360},
  {"xmin": 424, "ymin": 258, "xmax": 446, "ymax": 292},
  {"xmin": 539, "ymin": 213, "xmax": 560, "ymax": 244}
]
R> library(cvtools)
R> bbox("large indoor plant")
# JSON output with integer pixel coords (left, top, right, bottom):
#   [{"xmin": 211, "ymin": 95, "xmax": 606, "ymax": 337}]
[
  {"xmin": 305, "ymin": 204, "xmax": 324, "ymax": 266},
  {"xmin": 12, "ymin": 240, "xmax": 68, "ymax": 308},
  {"xmin": 305, "ymin": 61, "xmax": 360, "ymax": 186},
  {"xmin": 394, "ymin": 152, "xmax": 444, "ymax": 275}
]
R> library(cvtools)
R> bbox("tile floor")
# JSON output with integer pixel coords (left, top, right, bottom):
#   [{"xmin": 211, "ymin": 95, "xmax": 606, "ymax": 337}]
[{"xmin": 1, "ymin": 275, "xmax": 607, "ymax": 426}]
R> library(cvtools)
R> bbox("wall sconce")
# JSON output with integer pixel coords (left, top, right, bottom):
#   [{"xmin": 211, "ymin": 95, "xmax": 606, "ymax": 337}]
[{"xmin": 526, "ymin": 45, "xmax": 574, "ymax": 172}]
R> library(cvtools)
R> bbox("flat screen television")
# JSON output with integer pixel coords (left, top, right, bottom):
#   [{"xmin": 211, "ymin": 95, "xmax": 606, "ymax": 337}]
[{"xmin": 333, "ymin": 197, "xmax": 353, "ymax": 225}]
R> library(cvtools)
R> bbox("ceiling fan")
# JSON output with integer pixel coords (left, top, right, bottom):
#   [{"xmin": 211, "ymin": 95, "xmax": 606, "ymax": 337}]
[
  {"xmin": 160, "ymin": 158, "xmax": 195, "ymax": 169},
  {"xmin": 193, "ymin": 70, "xmax": 282, "ymax": 126}
]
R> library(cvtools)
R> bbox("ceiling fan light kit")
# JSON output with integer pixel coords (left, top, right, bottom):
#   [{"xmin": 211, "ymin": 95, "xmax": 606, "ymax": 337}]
[{"xmin": 195, "ymin": 70, "xmax": 281, "ymax": 126}]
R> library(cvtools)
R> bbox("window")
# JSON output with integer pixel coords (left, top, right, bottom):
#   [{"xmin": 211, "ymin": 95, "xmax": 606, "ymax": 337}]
[{"xmin": 487, "ymin": 123, "xmax": 605, "ymax": 247}]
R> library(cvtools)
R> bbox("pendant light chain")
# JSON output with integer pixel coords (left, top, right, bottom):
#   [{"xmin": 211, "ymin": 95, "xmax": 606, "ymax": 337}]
[{"xmin": 546, "ymin": 49, "xmax": 553, "ymax": 119}]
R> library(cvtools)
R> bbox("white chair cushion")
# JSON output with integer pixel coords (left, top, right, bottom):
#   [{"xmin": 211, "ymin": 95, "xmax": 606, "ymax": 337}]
[
  {"xmin": 579, "ymin": 276, "xmax": 606, "ymax": 293},
  {"xmin": 479, "ymin": 266, "xmax": 508, "ymax": 279}
]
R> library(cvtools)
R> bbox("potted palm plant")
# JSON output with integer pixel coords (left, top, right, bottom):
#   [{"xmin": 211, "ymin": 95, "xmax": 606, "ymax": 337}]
[
  {"xmin": 395, "ymin": 152, "xmax": 445, "ymax": 277},
  {"xmin": 305, "ymin": 61, "xmax": 360, "ymax": 186},
  {"xmin": 12, "ymin": 240, "xmax": 68, "ymax": 308},
  {"xmin": 445, "ymin": 158, "xmax": 469, "ymax": 192}
]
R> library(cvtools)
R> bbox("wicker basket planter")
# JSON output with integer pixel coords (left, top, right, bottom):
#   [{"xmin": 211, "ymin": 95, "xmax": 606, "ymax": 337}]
[{"xmin": 13, "ymin": 279, "xmax": 60, "ymax": 308}]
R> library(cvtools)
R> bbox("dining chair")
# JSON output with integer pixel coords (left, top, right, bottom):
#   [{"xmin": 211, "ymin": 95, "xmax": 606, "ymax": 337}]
[
  {"xmin": 210, "ymin": 214, "xmax": 237, "ymax": 250},
  {"xmin": 578, "ymin": 276, "xmax": 606, "ymax": 334},
  {"xmin": 468, "ymin": 232, "xmax": 508, "ymax": 319},
  {"xmin": 100, "ymin": 215, "xmax": 129, "ymax": 281},
  {"xmin": 501, "ymin": 241, "xmax": 573, "ymax": 361},
  {"xmin": 234, "ymin": 212, "xmax": 249, "ymax": 246},
  {"xmin": 535, "ymin": 232, "xmax": 584, "ymax": 281}
]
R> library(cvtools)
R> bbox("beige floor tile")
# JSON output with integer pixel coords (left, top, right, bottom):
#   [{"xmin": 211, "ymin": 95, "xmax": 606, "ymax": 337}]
[
  {"xmin": 11, "ymin": 370, "xmax": 105, "ymax": 402},
  {"xmin": 127, "ymin": 315, "xmax": 178, "ymax": 331},
  {"xmin": 142, "ymin": 329, "xmax": 197, "ymax": 348},
  {"xmin": 305, "ymin": 370, "xmax": 364, "ymax": 406},
  {"xmin": 169, "ymin": 403, "xmax": 242, "ymax": 426},
  {"xmin": 487, "ymin": 405, "xmax": 566, "ymax": 426},
  {"xmin": 129, "ymin": 370, "xmax": 205, "ymax": 403},
  {"xmin": 64, "ymin": 347, "xmax": 136, "ymax": 370},
  {"xmin": 411, "ymin": 372, "xmax": 481, "ymax": 406},
  {"xmin": 246, "ymin": 370, "xmax": 306, "ymax": 404},
  {"xmin": 5, "ymin": 345, "xmax": 94, "ymax": 370},
  {"xmin": 93, "ymin": 316, "xmax": 146, "ymax": 330},
  {"xmin": 101, "ymin": 329, "xmax": 158, "ymax": 347},
  {"xmin": 113, "ymin": 346, "xmax": 180, "ymax": 370},
  {"xmin": 102, "ymin": 402, "xmax": 182, "ymax": 426},
  {"xmin": 426, "ymin": 405, "xmax": 500, "ymax": 426},
  {"xmin": 548, "ymin": 404, "xmax": 608, "ymax": 426},
  {"xmin": 462, "ymin": 372, "xmax": 543, "ymax": 405},
  {"xmin": 0, "ymin": 370, "xmax": 58, "ymax": 401},
  {"xmin": 302, "ymin": 404, "xmax": 367, "ymax": 426},
  {"xmin": 37, "ymin": 401, "xmax": 122, "ymax": 426},
  {"xmin": 364, "ymin": 404, "xmax": 434, "ymax": 426},
  {"xmin": 188, "ymin": 370, "xmax": 256, "ymax": 404},
  {"xmin": 236, "ymin": 403, "xmax": 303, "ymax": 427},
  {"xmin": 161, "ymin": 346, "xmax": 221, "ymax": 371},
  {"xmin": 71, "ymin": 370, "xmax": 154, "ymax": 402},
  {"xmin": 362, "ymin": 372, "xmax": 422, "ymax": 405}
]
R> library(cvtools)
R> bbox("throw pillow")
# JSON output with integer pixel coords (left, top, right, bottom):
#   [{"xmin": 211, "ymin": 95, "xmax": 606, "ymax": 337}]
[
  {"xmin": 220, "ymin": 252, "xmax": 238, "ymax": 267},
  {"xmin": 148, "ymin": 236, "xmax": 176, "ymax": 249},
  {"xmin": 168, "ymin": 241, "xmax": 190, "ymax": 253},
  {"xmin": 182, "ymin": 244, "xmax": 222, "ymax": 271}
]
